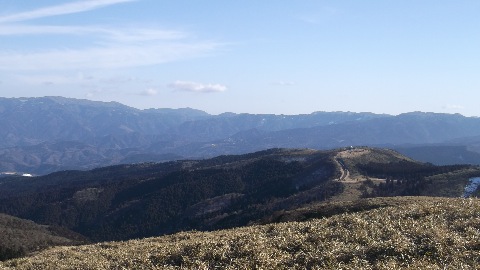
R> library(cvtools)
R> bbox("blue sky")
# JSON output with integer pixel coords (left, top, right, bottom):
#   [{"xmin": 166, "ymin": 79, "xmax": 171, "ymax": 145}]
[{"xmin": 1, "ymin": 0, "xmax": 479, "ymax": 116}]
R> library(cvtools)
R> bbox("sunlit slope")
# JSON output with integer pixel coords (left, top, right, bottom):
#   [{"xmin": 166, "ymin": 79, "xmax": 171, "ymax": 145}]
[{"xmin": 2, "ymin": 197, "xmax": 479, "ymax": 269}]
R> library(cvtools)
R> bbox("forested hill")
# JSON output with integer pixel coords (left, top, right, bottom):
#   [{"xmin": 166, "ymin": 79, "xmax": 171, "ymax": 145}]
[
  {"xmin": 0, "ymin": 147, "xmax": 478, "ymax": 243},
  {"xmin": 0, "ymin": 148, "xmax": 337, "ymax": 241}
]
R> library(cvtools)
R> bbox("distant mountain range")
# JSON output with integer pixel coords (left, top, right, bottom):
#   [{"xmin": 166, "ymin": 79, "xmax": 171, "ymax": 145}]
[{"xmin": 2, "ymin": 96, "xmax": 480, "ymax": 174}]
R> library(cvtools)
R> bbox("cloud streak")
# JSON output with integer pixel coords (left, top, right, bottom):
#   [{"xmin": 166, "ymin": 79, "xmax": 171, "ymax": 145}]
[
  {"xmin": 0, "ymin": 0, "xmax": 223, "ymax": 71},
  {"xmin": 0, "ymin": 25, "xmax": 185, "ymax": 42},
  {"xmin": 0, "ymin": 42, "xmax": 220, "ymax": 71},
  {"xmin": 0, "ymin": 0, "xmax": 137, "ymax": 23},
  {"xmin": 169, "ymin": 81, "xmax": 227, "ymax": 93},
  {"xmin": 139, "ymin": 88, "xmax": 158, "ymax": 96}
]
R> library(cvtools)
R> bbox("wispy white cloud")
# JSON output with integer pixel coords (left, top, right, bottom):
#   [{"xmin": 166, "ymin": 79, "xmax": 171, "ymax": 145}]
[
  {"xmin": 106, "ymin": 28, "xmax": 187, "ymax": 43},
  {"xmin": 12, "ymin": 73, "xmax": 141, "ymax": 91},
  {"xmin": 0, "ymin": 25, "xmax": 185, "ymax": 42},
  {"xmin": 0, "ymin": 0, "xmax": 137, "ymax": 23},
  {"xmin": 0, "ymin": 42, "xmax": 219, "ymax": 71},
  {"xmin": 139, "ymin": 88, "xmax": 158, "ymax": 96},
  {"xmin": 0, "ymin": 1, "xmax": 222, "ymax": 71},
  {"xmin": 169, "ymin": 81, "xmax": 227, "ymax": 93}
]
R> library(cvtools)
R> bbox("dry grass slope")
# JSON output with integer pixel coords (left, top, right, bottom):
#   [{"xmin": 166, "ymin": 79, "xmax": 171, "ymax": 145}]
[
  {"xmin": 1, "ymin": 197, "xmax": 479, "ymax": 269},
  {"xmin": 259, "ymin": 196, "xmax": 440, "ymax": 224}
]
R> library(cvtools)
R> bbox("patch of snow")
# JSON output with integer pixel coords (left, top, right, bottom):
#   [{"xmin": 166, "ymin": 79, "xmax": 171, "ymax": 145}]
[{"xmin": 463, "ymin": 177, "xmax": 480, "ymax": 198}]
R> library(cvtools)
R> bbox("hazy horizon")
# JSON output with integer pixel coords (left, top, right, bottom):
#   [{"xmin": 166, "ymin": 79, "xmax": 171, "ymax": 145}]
[
  {"xmin": 1, "ymin": 1, "xmax": 479, "ymax": 116},
  {"xmin": 3, "ymin": 95, "xmax": 477, "ymax": 118}
]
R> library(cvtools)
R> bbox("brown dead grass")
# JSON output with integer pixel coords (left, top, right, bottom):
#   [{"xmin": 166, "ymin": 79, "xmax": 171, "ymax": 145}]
[
  {"xmin": 328, "ymin": 181, "xmax": 364, "ymax": 201},
  {"xmin": 2, "ymin": 197, "xmax": 479, "ymax": 269}
]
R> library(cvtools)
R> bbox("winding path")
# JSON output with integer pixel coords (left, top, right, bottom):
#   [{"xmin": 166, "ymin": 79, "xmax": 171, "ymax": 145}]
[{"xmin": 335, "ymin": 158, "xmax": 349, "ymax": 181}]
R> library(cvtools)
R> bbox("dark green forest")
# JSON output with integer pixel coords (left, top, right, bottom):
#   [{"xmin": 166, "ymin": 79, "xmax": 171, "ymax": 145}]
[
  {"xmin": 357, "ymin": 161, "xmax": 473, "ymax": 197},
  {"xmin": 0, "ymin": 149, "xmax": 337, "ymax": 241}
]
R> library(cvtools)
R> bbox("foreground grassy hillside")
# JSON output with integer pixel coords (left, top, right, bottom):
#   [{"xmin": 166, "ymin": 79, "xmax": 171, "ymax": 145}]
[{"xmin": 2, "ymin": 197, "xmax": 479, "ymax": 269}]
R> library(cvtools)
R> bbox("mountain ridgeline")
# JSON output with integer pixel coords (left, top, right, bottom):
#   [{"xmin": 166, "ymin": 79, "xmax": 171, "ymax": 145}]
[{"xmin": 4, "ymin": 97, "xmax": 480, "ymax": 174}]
